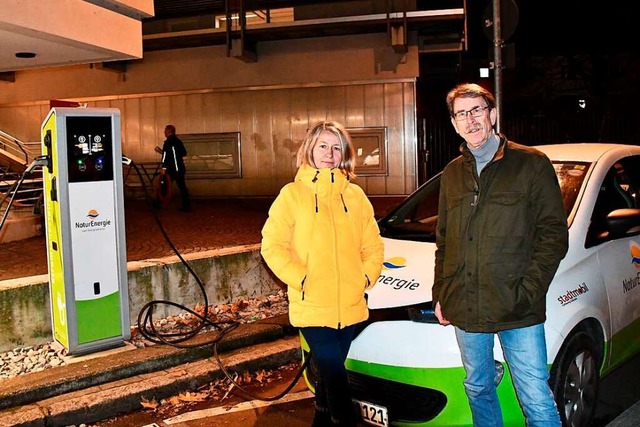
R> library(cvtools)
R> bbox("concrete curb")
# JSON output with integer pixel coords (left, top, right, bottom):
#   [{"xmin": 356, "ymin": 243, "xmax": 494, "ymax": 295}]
[
  {"xmin": 0, "ymin": 315, "xmax": 300, "ymax": 427},
  {"xmin": 0, "ymin": 244, "xmax": 281, "ymax": 352},
  {"xmin": 0, "ymin": 336, "xmax": 301, "ymax": 427}
]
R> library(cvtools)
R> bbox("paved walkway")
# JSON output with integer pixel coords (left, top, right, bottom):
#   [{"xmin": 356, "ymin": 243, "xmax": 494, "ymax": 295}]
[{"xmin": 0, "ymin": 196, "xmax": 402, "ymax": 282}]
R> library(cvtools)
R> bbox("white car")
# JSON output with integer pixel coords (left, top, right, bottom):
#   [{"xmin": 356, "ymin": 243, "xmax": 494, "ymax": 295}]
[{"xmin": 302, "ymin": 143, "xmax": 640, "ymax": 427}]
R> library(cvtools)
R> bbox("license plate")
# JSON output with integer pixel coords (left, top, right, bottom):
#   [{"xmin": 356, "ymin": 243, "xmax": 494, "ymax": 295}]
[{"xmin": 355, "ymin": 399, "xmax": 389, "ymax": 427}]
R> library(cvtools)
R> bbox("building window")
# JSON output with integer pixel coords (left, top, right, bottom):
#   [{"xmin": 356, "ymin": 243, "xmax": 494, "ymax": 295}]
[
  {"xmin": 179, "ymin": 132, "xmax": 242, "ymax": 178},
  {"xmin": 348, "ymin": 127, "xmax": 388, "ymax": 176}
]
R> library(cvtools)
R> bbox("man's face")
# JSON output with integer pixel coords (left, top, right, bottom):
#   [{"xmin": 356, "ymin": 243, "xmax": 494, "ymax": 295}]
[
  {"xmin": 450, "ymin": 96, "xmax": 496, "ymax": 149},
  {"xmin": 164, "ymin": 127, "xmax": 171, "ymax": 138}
]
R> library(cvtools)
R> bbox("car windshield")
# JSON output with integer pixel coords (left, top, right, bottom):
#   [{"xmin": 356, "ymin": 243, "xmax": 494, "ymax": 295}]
[{"xmin": 378, "ymin": 161, "xmax": 590, "ymax": 242}]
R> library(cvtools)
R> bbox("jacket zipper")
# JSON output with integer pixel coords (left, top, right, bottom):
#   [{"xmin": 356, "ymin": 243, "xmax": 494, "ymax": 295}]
[
  {"xmin": 330, "ymin": 171, "xmax": 341, "ymax": 329},
  {"xmin": 466, "ymin": 178, "xmax": 480, "ymax": 238}
]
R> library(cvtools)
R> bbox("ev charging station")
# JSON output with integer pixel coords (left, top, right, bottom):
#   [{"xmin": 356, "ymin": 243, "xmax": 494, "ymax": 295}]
[{"xmin": 41, "ymin": 107, "xmax": 130, "ymax": 355}]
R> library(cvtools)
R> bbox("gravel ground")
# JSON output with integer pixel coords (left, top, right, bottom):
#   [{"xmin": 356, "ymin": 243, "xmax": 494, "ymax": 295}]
[{"xmin": 0, "ymin": 289, "xmax": 289, "ymax": 381}]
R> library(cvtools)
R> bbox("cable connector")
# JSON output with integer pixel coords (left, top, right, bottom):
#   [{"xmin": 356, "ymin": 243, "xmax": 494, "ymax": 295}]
[{"xmin": 25, "ymin": 156, "xmax": 49, "ymax": 173}]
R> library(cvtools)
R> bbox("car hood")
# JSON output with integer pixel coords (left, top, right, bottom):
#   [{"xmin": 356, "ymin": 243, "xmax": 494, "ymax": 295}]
[{"xmin": 366, "ymin": 237, "xmax": 435, "ymax": 309}]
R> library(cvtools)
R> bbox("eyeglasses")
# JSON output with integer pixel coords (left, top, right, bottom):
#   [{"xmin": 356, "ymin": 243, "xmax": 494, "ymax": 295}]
[{"xmin": 453, "ymin": 106, "xmax": 491, "ymax": 121}]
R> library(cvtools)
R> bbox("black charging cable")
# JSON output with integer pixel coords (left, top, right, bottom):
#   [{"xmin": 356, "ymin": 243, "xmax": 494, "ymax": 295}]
[
  {"xmin": 126, "ymin": 158, "xmax": 309, "ymax": 401},
  {"xmin": 127, "ymin": 159, "xmax": 239, "ymax": 347}
]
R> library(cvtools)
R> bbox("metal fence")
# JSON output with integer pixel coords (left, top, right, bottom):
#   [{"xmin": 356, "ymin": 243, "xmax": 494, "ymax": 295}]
[{"xmin": 421, "ymin": 113, "xmax": 639, "ymax": 184}]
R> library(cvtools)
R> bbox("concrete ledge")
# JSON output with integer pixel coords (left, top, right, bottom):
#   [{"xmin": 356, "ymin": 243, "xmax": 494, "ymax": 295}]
[
  {"xmin": 0, "ymin": 315, "xmax": 293, "ymax": 411},
  {"xmin": 0, "ymin": 214, "xmax": 42, "ymax": 244},
  {"xmin": 0, "ymin": 333, "xmax": 301, "ymax": 427},
  {"xmin": 0, "ymin": 244, "xmax": 281, "ymax": 351}
]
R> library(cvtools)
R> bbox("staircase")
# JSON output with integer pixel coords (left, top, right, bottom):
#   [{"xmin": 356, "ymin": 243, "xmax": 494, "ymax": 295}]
[{"xmin": 0, "ymin": 130, "xmax": 43, "ymax": 244}]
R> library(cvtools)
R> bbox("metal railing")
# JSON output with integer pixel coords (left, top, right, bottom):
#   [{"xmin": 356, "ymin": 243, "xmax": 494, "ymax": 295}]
[
  {"xmin": 0, "ymin": 129, "xmax": 30, "ymax": 166},
  {"xmin": 0, "ymin": 131, "xmax": 43, "ymax": 230}
]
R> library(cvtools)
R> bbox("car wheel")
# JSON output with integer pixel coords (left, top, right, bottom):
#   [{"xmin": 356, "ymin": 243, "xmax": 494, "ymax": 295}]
[{"xmin": 550, "ymin": 331, "xmax": 600, "ymax": 427}]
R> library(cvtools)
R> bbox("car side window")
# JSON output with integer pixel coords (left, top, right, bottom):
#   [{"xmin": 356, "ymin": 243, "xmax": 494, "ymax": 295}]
[
  {"xmin": 587, "ymin": 155, "xmax": 640, "ymax": 247},
  {"xmin": 380, "ymin": 174, "xmax": 441, "ymax": 242}
]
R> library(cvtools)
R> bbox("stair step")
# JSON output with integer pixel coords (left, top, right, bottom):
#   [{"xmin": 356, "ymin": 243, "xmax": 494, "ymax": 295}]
[{"xmin": 0, "ymin": 185, "xmax": 42, "ymax": 191}]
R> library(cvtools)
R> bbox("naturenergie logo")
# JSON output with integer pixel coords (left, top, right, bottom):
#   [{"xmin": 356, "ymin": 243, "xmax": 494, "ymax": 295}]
[{"xmin": 75, "ymin": 209, "xmax": 112, "ymax": 230}]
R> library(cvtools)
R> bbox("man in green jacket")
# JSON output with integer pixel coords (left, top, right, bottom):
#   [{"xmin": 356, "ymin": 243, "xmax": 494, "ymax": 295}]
[{"xmin": 433, "ymin": 83, "xmax": 568, "ymax": 427}]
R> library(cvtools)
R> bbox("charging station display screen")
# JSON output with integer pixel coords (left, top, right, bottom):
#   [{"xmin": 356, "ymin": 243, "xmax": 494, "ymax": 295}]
[{"xmin": 66, "ymin": 116, "xmax": 114, "ymax": 183}]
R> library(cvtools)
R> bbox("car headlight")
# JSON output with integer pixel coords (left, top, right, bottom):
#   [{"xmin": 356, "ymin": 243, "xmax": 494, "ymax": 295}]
[
  {"xmin": 407, "ymin": 302, "xmax": 438, "ymax": 323},
  {"xmin": 354, "ymin": 302, "xmax": 437, "ymax": 340}
]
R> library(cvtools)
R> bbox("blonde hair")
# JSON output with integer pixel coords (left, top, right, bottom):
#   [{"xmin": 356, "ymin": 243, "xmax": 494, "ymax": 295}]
[{"xmin": 296, "ymin": 121, "xmax": 357, "ymax": 180}]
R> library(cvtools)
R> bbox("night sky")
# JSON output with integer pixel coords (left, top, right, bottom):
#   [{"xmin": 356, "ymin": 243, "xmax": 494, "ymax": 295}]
[
  {"xmin": 419, "ymin": 0, "xmax": 639, "ymax": 155},
  {"xmin": 465, "ymin": 0, "xmax": 635, "ymax": 58}
]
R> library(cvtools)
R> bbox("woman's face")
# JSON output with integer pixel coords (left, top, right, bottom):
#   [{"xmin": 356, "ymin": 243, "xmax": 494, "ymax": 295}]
[{"xmin": 312, "ymin": 130, "xmax": 343, "ymax": 169}]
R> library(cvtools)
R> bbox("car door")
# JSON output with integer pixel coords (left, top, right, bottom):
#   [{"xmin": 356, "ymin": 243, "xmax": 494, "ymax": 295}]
[{"xmin": 586, "ymin": 155, "xmax": 640, "ymax": 367}]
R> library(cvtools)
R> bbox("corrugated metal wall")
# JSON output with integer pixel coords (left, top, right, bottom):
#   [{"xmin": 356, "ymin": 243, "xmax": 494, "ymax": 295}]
[{"xmin": 0, "ymin": 80, "xmax": 417, "ymax": 197}]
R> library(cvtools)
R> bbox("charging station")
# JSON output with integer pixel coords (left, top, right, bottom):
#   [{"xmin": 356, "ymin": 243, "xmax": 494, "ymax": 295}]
[{"xmin": 41, "ymin": 107, "xmax": 130, "ymax": 355}]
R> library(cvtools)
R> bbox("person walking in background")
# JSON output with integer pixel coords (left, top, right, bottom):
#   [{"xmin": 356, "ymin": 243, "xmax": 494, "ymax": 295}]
[
  {"xmin": 433, "ymin": 83, "xmax": 569, "ymax": 426},
  {"xmin": 161, "ymin": 124, "xmax": 190, "ymax": 212},
  {"xmin": 261, "ymin": 121, "xmax": 384, "ymax": 426}
]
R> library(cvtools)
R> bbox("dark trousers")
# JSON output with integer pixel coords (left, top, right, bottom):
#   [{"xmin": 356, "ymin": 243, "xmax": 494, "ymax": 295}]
[
  {"xmin": 301, "ymin": 325, "xmax": 358, "ymax": 426},
  {"xmin": 168, "ymin": 171, "xmax": 190, "ymax": 209}
]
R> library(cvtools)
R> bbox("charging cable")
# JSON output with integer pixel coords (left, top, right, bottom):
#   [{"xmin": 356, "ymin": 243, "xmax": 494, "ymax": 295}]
[
  {"xmin": 125, "ymin": 159, "xmax": 237, "ymax": 347},
  {"xmin": 125, "ymin": 159, "xmax": 309, "ymax": 401}
]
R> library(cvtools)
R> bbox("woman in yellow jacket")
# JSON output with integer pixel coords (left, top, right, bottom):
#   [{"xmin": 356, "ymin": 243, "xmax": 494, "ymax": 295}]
[{"xmin": 261, "ymin": 121, "xmax": 384, "ymax": 426}]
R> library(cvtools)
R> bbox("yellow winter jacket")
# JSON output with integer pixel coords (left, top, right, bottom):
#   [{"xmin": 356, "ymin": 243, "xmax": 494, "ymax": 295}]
[{"xmin": 261, "ymin": 164, "xmax": 384, "ymax": 328}]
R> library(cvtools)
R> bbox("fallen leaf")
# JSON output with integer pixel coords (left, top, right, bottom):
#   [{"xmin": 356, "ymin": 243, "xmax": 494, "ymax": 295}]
[
  {"xmin": 140, "ymin": 396, "xmax": 159, "ymax": 409},
  {"xmin": 130, "ymin": 326, "xmax": 140, "ymax": 338},
  {"xmin": 222, "ymin": 382, "xmax": 236, "ymax": 401},
  {"xmin": 179, "ymin": 391, "xmax": 208, "ymax": 402},
  {"xmin": 167, "ymin": 395, "xmax": 181, "ymax": 406}
]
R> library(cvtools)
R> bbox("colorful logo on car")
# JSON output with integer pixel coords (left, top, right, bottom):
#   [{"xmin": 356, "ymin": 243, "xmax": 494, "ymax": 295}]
[
  {"xmin": 631, "ymin": 243, "xmax": 640, "ymax": 269},
  {"xmin": 383, "ymin": 257, "xmax": 406, "ymax": 270},
  {"xmin": 87, "ymin": 209, "xmax": 99, "ymax": 219}
]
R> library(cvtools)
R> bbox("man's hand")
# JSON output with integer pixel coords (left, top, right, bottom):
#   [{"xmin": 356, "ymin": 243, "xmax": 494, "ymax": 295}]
[{"xmin": 435, "ymin": 301, "xmax": 450, "ymax": 326}]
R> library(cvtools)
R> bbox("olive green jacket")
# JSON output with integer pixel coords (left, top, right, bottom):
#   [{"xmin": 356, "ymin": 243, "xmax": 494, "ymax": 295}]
[{"xmin": 433, "ymin": 135, "xmax": 568, "ymax": 332}]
